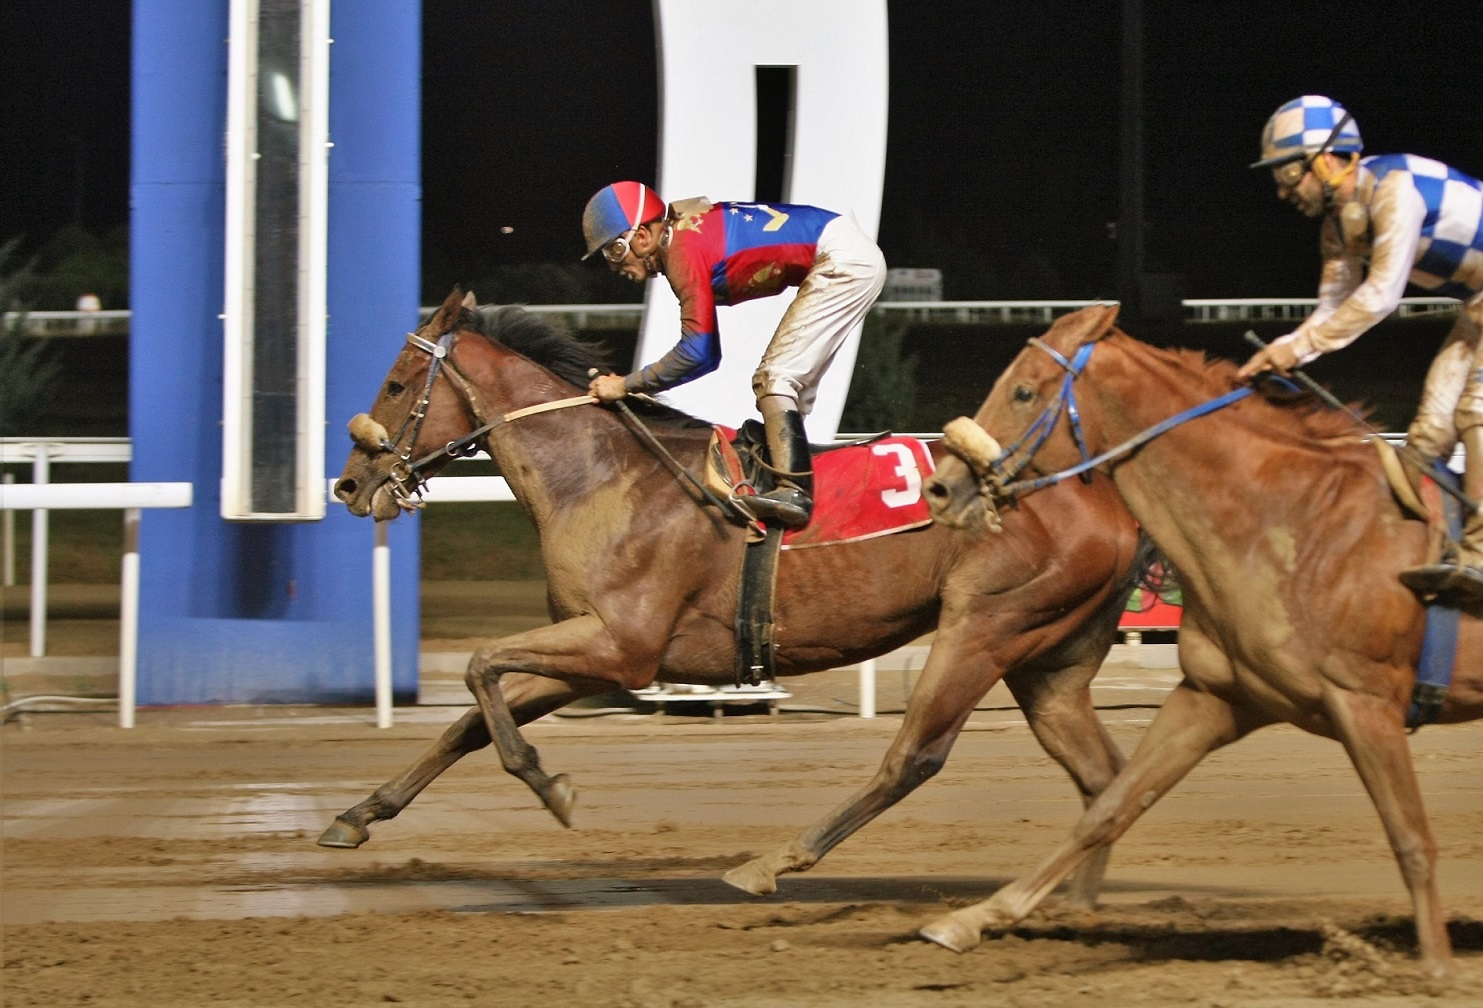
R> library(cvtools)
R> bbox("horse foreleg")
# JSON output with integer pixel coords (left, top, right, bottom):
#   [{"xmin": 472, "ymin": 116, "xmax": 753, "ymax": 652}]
[
  {"xmin": 725, "ymin": 621, "xmax": 995, "ymax": 895},
  {"xmin": 1003, "ymin": 659, "xmax": 1127, "ymax": 908},
  {"xmin": 919, "ymin": 682, "xmax": 1252, "ymax": 952},
  {"xmin": 1325, "ymin": 686, "xmax": 1452, "ymax": 984},
  {"xmin": 317, "ymin": 673, "xmax": 588, "ymax": 848},
  {"xmin": 464, "ymin": 616, "xmax": 637, "ymax": 828}
]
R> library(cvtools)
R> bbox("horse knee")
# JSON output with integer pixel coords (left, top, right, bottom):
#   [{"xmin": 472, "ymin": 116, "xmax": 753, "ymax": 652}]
[{"xmin": 898, "ymin": 748, "xmax": 948, "ymax": 789}]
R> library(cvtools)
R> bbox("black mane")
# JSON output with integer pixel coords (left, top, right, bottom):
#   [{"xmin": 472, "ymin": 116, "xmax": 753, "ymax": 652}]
[
  {"xmin": 462, "ymin": 304, "xmax": 710, "ymax": 431},
  {"xmin": 464, "ymin": 305, "xmax": 611, "ymax": 386}
]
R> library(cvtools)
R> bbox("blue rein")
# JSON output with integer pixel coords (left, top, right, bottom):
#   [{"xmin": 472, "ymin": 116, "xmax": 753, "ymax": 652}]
[{"xmin": 993, "ymin": 339, "xmax": 1253, "ymax": 499}]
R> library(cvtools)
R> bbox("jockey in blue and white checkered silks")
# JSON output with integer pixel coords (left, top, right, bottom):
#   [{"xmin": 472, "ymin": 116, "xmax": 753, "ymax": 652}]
[{"xmin": 1237, "ymin": 96, "xmax": 1483, "ymax": 604}]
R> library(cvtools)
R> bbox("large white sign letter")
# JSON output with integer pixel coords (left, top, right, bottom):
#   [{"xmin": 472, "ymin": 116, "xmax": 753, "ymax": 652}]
[{"xmin": 641, "ymin": 1, "xmax": 889, "ymax": 439}]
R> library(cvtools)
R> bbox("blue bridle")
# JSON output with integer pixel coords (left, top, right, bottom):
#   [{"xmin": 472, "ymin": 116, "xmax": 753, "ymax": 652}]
[{"xmin": 987, "ymin": 338, "xmax": 1254, "ymax": 501}]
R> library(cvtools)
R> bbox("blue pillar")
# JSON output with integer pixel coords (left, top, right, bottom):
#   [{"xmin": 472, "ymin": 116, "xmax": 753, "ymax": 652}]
[{"xmin": 130, "ymin": 0, "xmax": 421, "ymax": 704}]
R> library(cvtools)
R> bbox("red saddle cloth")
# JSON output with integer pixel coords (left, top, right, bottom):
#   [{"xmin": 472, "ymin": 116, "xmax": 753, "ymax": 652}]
[{"xmin": 713, "ymin": 427, "xmax": 936, "ymax": 548}]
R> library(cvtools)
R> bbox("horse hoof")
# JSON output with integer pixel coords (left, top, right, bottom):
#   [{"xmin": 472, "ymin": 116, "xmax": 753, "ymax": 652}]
[
  {"xmin": 543, "ymin": 774, "xmax": 577, "ymax": 828},
  {"xmin": 316, "ymin": 817, "xmax": 371, "ymax": 849},
  {"xmin": 722, "ymin": 859, "xmax": 778, "ymax": 895},
  {"xmin": 919, "ymin": 913, "xmax": 982, "ymax": 953}
]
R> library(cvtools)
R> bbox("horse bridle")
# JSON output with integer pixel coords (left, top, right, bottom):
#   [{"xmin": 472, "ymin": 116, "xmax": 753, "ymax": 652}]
[
  {"xmin": 363, "ymin": 324, "xmax": 591, "ymax": 511},
  {"xmin": 984, "ymin": 338, "xmax": 1098, "ymax": 494},
  {"xmin": 974, "ymin": 337, "xmax": 1253, "ymax": 506}
]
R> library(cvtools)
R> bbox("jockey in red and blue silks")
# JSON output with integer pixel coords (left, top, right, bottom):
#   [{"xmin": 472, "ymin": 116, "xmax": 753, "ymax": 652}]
[
  {"xmin": 581, "ymin": 181, "xmax": 886, "ymax": 528},
  {"xmin": 1237, "ymin": 96, "xmax": 1483, "ymax": 604}
]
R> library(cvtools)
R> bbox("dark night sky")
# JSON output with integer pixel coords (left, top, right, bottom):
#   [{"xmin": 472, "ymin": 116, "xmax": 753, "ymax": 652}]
[{"xmin": 5, "ymin": 1, "xmax": 1483, "ymax": 302}]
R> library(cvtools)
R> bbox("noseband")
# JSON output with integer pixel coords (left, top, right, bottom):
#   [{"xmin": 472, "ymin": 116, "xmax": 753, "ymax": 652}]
[{"xmin": 978, "ymin": 338, "xmax": 1254, "ymax": 505}]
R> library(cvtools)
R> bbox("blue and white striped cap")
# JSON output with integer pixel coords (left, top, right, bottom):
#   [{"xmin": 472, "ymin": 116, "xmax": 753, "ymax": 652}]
[{"xmin": 1251, "ymin": 96, "xmax": 1363, "ymax": 169}]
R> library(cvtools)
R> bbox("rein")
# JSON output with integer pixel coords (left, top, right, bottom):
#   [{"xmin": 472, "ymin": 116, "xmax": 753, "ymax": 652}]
[{"xmin": 990, "ymin": 338, "xmax": 1252, "ymax": 500}]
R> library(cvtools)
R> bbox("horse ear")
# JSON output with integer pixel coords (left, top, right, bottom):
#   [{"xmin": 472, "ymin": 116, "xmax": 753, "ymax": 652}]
[
  {"xmin": 462, "ymin": 291, "xmax": 477, "ymax": 310},
  {"xmin": 1092, "ymin": 301, "xmax": 1121, "ymax": 341},
  {"xmin": 423, "ymin": 287, "xmax": 466, "ymax": 331},
  {"xmin": 1053, "ymin": 302, "xmax": 1121, "ymax": 345}
]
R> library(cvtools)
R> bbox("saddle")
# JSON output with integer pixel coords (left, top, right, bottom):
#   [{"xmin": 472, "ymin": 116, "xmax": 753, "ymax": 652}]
[
  {"xmin": 706, "ymin": 421, "xmax": 876, "ymax": 527},
  {"xmin": 1376, "ymin": 438, "xmax": 1459, "ymax": 569},
  {"xmin": 706, "ymin": 422, "xmax": 934, "ymax": 542}
]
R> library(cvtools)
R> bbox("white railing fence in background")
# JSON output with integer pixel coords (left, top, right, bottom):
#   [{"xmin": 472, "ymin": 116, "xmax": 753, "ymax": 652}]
[
  {"xmin": 0, "ymin": 471, "xmax": 192, "ymax": 728},
  {"xmin": 13, "ymin": 296, "xmax": 1461, "ymax": 339},
  {"xmin": 1, "ymin": 438, "xmax": 133, "ymax": 655}
]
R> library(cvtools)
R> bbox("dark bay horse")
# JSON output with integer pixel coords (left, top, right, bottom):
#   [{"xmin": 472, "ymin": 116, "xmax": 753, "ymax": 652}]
[
  {"xmin": 923, "ymin": 302, "xmax": 1483, "ymax": 982},
  {"xmin": 324, "ymin": 288, "xmax": 1146, "ymax": 900}
]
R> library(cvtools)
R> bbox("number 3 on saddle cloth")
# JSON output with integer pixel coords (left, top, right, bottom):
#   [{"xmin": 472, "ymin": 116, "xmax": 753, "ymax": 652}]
[{"xmin": 705, "ymin": 422, "xmax": 935, "ymax": 546}]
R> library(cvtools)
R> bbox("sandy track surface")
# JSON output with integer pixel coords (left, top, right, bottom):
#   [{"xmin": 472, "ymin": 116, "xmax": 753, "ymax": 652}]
[{"xmin": 6, "ymin": 703, "xmax": 1483, "ymax": 1006}]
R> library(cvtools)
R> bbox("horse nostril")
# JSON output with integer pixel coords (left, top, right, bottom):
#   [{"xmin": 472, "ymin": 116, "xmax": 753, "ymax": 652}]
[
  {"xmin": 926, "ymin": 480, "xmax": 947, "ymax": 498},
  {"xmin": 335, "ymin": 477, "xmax": 357, "ymax": 499}
]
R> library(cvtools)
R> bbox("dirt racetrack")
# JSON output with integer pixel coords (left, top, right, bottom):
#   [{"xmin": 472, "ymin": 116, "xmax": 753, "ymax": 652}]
[{"xmin": 7, "ymin": 698, "xmax": 1483, "ymax": 1007}]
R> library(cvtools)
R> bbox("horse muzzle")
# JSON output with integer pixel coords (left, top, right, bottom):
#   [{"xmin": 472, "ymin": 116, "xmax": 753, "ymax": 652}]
[
  {"xmin": 335, "ymin": 413, "xmax": 421, "ymax": 521},
  {"xmin": 941, "ymin": 417, "xmax": 1002, "ymax": 478},
  {"xmin": 926, "ymin": 417, "xmax": 1007, "ymax": 534}
]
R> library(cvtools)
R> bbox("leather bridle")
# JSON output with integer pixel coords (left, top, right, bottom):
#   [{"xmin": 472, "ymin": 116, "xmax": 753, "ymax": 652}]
[{"xmin": 361, "ymin": 325, "xmax": 590, "ymax": 511}]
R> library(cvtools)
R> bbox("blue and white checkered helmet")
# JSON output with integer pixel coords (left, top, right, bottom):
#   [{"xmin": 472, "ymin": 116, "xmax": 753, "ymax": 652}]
[{"xmin": 1251, "ymin": 96, "xmax": 1363, "ymax": 169}]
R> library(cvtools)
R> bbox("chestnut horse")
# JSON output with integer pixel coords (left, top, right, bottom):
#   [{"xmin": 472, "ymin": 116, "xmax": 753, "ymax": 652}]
[
  {"xmin": 923, "ymin": 302, "xmax": 1483, "ymax": 982},
  {"xmin": 323, "ymin": 289, "xmax": 1148, "ymax": 900}
]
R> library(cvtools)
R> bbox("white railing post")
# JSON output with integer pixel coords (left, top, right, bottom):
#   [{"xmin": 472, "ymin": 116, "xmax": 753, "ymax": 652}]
[
  {"xmin": 373, "ymin": 521, "xmax": 393, "ymax": 728},
  {"xmin": 858, "ymin": 658, "xmax": 877, "ymax": 719},
  {"xmin": 2, "ymin": 472, "xmax": 13, "ymax": 586},
  {"xmin": 29, "ymin": 445, "xmax": 50, "ymax": 656},
  {"xmin": 119, "ymin": 508, "xmax": 141, "ymax": 728}
]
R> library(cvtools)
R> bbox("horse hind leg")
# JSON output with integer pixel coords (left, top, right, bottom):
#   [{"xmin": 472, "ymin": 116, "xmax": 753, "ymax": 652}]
[
  {"xmin": 1324, "ymin": 686, "xmax": 1452, "ymax": 984},
  {"xmin": 725, "ymin": 615, "xmax": 1000, "ymax": 895},
  {"xmin": 317, "ymin": 673, "xmax": 587, "ymax": 848},
  {"xmin": 723, "ymin": 682, "xmax": 978, "ymax": 895},
  {"xmin": 920, "ymin": 683, "xmax": 1249, "ymax": 953}
]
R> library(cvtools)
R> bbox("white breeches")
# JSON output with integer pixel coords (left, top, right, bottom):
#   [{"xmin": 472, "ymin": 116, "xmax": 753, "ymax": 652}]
[
  {"xmin": 751, "ymin": 214, "xmax": 886, "ymax": 414},
  {"xmin": 1408, "ymin": 293, "xmax": 1483, "ymax": 457}
]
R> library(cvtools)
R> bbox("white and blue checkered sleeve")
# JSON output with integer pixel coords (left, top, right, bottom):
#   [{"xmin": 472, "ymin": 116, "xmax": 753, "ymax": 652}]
[{"xmin": 1289, "ymin": 173, "xmax": 1426, "ymax": 362}]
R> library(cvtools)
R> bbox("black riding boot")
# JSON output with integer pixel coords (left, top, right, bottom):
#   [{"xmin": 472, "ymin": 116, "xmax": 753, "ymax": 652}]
[
  {"xmin": 748, "ymin": 409, "xmax": 814, "ymax": 529},
  {"xmin": 1401, "ymin": 427, "xmax": 1483, "ymax": 605}
]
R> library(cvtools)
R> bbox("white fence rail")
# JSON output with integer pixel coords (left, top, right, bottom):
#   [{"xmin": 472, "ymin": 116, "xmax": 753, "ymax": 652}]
[
  {"xmin": 11, "ymin": 296, "xmax": 1462, "ymax": 338},
  {"xmin": 0, "ymin": 468, "xmax": 192, "ymax": 729}
]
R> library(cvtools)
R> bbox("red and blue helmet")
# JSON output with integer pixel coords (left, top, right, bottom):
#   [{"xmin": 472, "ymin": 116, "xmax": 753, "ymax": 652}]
[
  {"xmin": 1252, "ymin": 96, "xmax": 1363, "ymax": 169},
  {"xmin": 581, "ymin": 181, "xmax": 666, "ymax": 260}
]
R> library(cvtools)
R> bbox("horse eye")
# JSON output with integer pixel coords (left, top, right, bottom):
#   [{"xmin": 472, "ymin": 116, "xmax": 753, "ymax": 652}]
[
  {"xmin": 1013, "ymin": 385, "xmax": 1034, "ymax": 403},
  {"xmin": 385, "ymin": 380, "xmax": 406, "ymax": 397}
]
